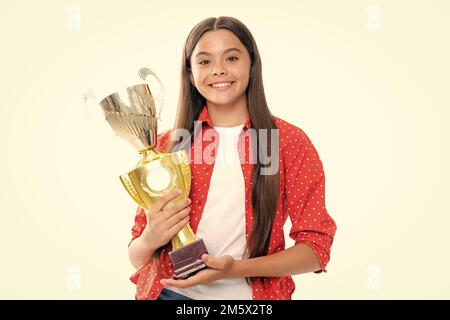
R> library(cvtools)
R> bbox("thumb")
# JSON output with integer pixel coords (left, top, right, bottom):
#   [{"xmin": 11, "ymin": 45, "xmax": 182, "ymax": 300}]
[
  {"xmin": 202, "ymin": 254, "xmax": 223, "ymax": 269},
  {"xmin": 201, "ymin": 254, "xmax": 213, "ymax": 266}
]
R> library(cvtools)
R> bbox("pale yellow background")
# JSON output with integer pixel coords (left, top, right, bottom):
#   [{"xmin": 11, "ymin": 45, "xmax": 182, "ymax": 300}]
[{"xmin": 1, "ymin": 0, "xmax": 449, "ymax": 299}]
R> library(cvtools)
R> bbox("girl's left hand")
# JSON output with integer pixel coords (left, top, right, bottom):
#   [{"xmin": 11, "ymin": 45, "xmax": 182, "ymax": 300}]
[{"xmin": 160, "ymin": 254, "xmax": 235, "ymax": 289}]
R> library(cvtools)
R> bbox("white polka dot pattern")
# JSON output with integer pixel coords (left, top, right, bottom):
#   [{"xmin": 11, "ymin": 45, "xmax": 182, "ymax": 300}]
[{"xmin": 128, "ymin": 106, "xmax": 337, "ymax": 300}]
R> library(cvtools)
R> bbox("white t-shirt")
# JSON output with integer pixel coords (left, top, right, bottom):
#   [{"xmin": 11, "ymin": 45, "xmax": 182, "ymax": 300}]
[{"xmin": 169, "ymin": 124, "xmax": 252, "ymax": 300}]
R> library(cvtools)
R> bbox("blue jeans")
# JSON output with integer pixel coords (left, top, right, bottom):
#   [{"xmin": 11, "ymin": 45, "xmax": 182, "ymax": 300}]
[{"xmin": 157, "ymin": 288, "xmax": 193, "ymax": 300}]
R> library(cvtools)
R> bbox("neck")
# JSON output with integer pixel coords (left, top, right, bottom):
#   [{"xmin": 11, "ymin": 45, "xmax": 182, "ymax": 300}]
[{"xmin": 206, "ymin": 95, "xmax": 249, "ymax": 127}]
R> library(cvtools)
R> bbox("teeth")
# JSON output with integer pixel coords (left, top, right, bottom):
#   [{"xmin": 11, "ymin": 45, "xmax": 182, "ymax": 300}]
[{"xmin": 211, "ymin": 82, "xmax": 232, "ymax": 88}]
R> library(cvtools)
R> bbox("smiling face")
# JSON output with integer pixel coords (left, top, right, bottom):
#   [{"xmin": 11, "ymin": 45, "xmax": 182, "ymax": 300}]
[{"xmin": 190, "ymin": 29, "xmax": 252, "ymax": 109}]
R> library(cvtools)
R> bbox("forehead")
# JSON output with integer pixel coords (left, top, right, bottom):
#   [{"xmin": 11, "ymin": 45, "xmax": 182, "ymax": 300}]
[{"xmin": 193, "ymin": 29, "xmax": 246, "ymax": 55}]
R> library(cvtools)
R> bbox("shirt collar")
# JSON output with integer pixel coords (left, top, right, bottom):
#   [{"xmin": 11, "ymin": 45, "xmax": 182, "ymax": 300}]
[{"xmin": 197, "ymin": 106, "xmax": 251, "ymax": 130}]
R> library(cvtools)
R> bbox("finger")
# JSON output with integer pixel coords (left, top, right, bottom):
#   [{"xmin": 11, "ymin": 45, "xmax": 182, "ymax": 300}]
[
  {"xmin": 165, "ymin": 206, "xmax": 191, "ymax": 229},
  {"xmin": 161, "ymin": 274, "xmax": 199, "ymax": 289},
  {"xmin": 161, "ymin": 278, "xmax": 191, "ymax": 289},
  {"xmin": 202, "ymin": 254, "xmax": 221, "ymax": 269},
  {"xmin": 162, "ymin": 198, "xmax": 191, "ymax": 219},
  {"xmin": 149, "ymin": 189, "xmax": 182, "ymax": 215},
  {"xmin": 166, "ymin": 216, "xmax": 190, "ymax": 239},
  {"xmin": 201, "ymin": 254, "xmax": 210, "ymax": 264},
  {"xmin": 162, "ymin": 267, "xmax": 213, "ymax": 288}
]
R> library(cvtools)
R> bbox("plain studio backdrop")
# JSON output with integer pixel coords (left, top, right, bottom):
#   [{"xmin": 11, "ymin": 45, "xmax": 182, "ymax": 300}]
[{"xmin": 0, "ymin": 0, "xmax": 449, "ymax": 299}]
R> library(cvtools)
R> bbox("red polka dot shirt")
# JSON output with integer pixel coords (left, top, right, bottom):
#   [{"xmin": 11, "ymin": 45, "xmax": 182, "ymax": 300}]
[{"xmin": 129, "ymin": 106, "xmax": 337, "ymax": 300}]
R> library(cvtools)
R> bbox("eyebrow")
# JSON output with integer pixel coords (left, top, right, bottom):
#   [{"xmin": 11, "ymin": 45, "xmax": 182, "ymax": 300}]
[{"xmin": 195, "ymin": 47, "xmax": 242, "ymax": 58}]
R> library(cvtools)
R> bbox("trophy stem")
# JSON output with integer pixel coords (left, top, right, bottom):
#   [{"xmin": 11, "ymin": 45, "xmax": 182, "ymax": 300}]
[
  {"xmin": 138, "ymin": 147, "xmax": 160, "ymax": 163},
  {"xmin": 171, "ymin": 224, "xmax": 197, "ymax": 250}
]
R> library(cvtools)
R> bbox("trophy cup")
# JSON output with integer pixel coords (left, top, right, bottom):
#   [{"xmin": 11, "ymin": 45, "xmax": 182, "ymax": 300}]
[{"xmin": 98, "ymin": 80, "xmax": 208, "ymax": 279}]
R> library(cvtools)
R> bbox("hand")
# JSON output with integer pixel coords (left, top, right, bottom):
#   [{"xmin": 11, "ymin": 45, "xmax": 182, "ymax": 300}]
[
  {"xmin": 141, "ymin": 189, "xmax": 191, "ymax": 250},
  {"xmin": 160, "ymin": 254, "xmax": 235, "ymax": 288}
]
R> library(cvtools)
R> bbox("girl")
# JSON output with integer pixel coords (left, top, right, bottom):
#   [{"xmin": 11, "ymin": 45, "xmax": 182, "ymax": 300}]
[{"xmin": 128, "ymin": 16, "xmax": 336, "ymax": 300}]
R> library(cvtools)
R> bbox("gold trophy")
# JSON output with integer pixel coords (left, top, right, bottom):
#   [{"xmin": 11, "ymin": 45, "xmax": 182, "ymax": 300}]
[{"xmin": 98, "ymin": 77, "xmax": 208, "ymax": 279}]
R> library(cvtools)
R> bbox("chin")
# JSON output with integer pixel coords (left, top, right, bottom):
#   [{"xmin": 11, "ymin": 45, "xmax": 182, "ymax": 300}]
[
  {"xmin": 203, "ymin": 93, "xmax": 243, "ymax": 107},
  {"xmin": 206, "ymin": 98, "xmax": 238, "ymax": 106}
]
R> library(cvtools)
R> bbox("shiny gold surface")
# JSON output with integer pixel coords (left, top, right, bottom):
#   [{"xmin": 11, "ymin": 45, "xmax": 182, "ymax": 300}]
[
  {"xmin": 120, "ymin": 147, "xmax": 197, "ymax": 249},
  {"xmin": 99, "ymin": 83, "xmax": 197, "ymax": 250}
]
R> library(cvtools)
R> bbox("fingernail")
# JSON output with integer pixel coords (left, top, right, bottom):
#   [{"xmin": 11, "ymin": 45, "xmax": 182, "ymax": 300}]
[{"xmin": 186, "ymin": 198, "xmax": 191, "ymax": 204}]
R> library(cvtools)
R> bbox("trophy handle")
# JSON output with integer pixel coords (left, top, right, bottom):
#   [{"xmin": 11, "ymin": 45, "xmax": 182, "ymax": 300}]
[
  {"xmin": 120, "ymin": 173, "xmax": 147, "ymax": 209},
  {"xmin": 138, "ymin": 67, "xmax": 165, "ymax": 121}
]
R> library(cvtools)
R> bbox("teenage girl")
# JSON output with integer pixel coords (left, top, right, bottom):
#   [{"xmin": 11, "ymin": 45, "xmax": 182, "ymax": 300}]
[{"xmin": 128, "ymin": 16, "xmax": 337, "ymax": 300}]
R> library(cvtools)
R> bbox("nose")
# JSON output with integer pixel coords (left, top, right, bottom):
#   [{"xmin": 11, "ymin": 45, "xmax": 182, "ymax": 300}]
[{"xmin": 211, "ymin": 62, "xmax": 227, "ymax": 76}]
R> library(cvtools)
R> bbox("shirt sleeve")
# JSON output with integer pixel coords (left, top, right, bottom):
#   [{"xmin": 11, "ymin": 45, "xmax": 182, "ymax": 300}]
[
  {"xmin": 128, "ymin": 206, "xmax": 153, "ymax": 286},
  {"xmin": 129, "ymin": 206, "xmax": 147, "ymax": 246},
  {"xmin": 284, "ymin": 129, "xmax": 337, "ymax": 273}
]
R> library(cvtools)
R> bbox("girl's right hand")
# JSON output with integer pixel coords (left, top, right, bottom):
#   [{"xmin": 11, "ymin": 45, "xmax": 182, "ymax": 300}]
[{"xmin": 141, "ymin": 189, "xmax": 192, "ymax": 250}]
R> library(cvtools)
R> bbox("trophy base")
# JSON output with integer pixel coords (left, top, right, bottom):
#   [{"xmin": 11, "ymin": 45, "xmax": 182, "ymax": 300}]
[{"xmin": 169, "ymin": 239, "xmax": 209, "ymax": 280}]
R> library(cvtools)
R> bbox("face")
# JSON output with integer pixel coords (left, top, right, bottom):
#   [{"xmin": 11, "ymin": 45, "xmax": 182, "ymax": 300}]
[{"xmin": 190, "ymin": 29, "xmax": 251, "ymax": 108}]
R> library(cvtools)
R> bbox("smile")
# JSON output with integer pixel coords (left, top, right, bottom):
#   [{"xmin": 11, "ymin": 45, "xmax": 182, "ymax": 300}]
[{"xmin": 209, "ymin": 81, "xmax": 234, "ymax": 90}]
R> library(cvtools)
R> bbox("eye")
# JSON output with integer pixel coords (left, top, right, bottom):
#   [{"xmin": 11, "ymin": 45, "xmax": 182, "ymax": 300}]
[
  {"xmin": 227, "ymin": 56, "xmax": 238, "ymax": 62},
  {"xmin": 199, "ymin": 60, "xmax": 210, "ymax": 65}
]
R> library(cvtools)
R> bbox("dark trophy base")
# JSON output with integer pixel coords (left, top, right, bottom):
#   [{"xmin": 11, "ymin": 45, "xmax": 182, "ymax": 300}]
[{"xmin": 169, "ymin": 239, "xmax": 209, "ymax": 279}]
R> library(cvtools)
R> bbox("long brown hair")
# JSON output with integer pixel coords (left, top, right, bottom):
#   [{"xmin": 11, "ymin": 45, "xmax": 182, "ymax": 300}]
[{"xmin": 169, "ymin": 16, "xmax": 279, "ymax": 273}]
